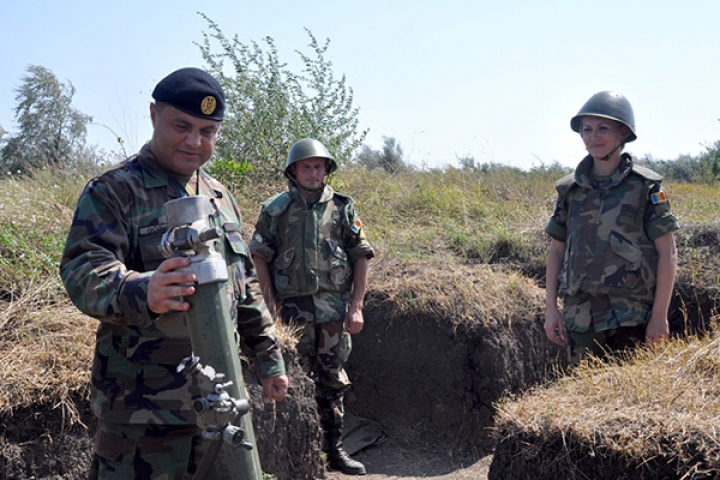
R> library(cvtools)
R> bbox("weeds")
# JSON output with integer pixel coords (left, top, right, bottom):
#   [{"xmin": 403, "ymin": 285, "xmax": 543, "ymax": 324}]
[
  {"xmin": 494, "ymin": 331, "xmax": 720, "ymax": 477},
  {"xmin": 2, "ymin": 162, "xmax": 720, "ymax": 473}
]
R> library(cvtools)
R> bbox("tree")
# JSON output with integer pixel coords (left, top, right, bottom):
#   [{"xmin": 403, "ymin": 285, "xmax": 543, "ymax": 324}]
[
  {"xmin": 197, "ymin": 15, "xmax": 367, "ymax": 185},
  {"xmin": 0, "ymin": 125, "xmax": 6, "ymax": 155},
  {"xmin": 355, "ymin": 136, "xmax": 407, "ymax": 173},
  {"xmin": 292, "ymin": 28, "xmax": 365, "ymax": 167},
  {"xmin": 640, "ymin": 144, "xmax": 720, "ymax": 185},
  {"xmin": 355, "ymin": 144, "xmax": 382, "ymax": 170},
  {"xmin": 1, "ymin": 65, "xmax": 95, "ymax": 174}
]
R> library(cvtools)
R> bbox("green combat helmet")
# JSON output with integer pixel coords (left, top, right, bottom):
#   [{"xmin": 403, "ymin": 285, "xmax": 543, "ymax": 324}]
[
  {"xmin": 570, "ymin": 91, "xmax": 637, "ymax": 143},
  {"xmin": 285, "ymin": 138, "xmax": 338, "ymax": 179}
]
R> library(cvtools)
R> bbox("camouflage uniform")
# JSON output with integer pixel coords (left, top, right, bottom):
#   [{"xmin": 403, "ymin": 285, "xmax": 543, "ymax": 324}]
[
  {"xmin": 249, "ymin": 182, "xmax": 373, "ymax": 451},
  {"xmin": 60, "ymin": 145, "xmax": 285, "ymax": 476},
  {"xmin": 545, "ymin": 154, "xmax": 679, "ymax": 361}
]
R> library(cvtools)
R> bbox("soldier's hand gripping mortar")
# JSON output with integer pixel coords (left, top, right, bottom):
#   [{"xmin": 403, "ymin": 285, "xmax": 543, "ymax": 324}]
[{"xmin": 160, "ymin": 195, "xmax": 263, "ymax": 480}]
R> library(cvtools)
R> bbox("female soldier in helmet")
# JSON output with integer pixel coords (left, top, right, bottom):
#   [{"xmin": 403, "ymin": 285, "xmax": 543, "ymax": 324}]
[{"xmin": 544, "ymin": 91, "xmax": 679, "ymax": 364}]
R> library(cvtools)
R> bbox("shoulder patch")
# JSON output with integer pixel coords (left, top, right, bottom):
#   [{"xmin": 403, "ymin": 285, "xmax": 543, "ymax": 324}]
[
  {"xmin": 351, "ymin": 218, "xmax": 363, "ymax": 233},
  {"xmin": 650, "ymin": 184, "xmax": 668, "ymax": 204}
]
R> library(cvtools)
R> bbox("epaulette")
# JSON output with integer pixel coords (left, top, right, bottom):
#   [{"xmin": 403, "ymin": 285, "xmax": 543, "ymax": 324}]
[
  {"xmin": 555, "ymin": 172, "xmax": 577, "ymax": 195},
  {"xmin": 631, "ymin": 164, "xmax": 663, "ymax": 182},
  {"xmin": 332, "ymin": 191, "xmax": 354, "ymax": 204},
  {"xmin": 262, "ymin": 191, "xmax": 293, "ymax": 217}
]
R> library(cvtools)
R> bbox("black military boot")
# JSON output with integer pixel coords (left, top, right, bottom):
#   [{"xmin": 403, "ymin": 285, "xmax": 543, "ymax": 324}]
[
  {"xmin": 326, "ymin": 449, "xmax": 366, "ymax": 475},
  {"xmin": 323, "ymin": 421, "xmax": 366, "ymax": 475}
]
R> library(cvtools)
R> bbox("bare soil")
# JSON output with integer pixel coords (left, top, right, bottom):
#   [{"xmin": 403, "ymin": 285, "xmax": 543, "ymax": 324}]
[
  {"xmin": 326, "ymin": 442, "xmax": 493, "ymax": 480},
  {"xmin": 322, "ymin": 293, "xmax": 558, "ymax": 480}
]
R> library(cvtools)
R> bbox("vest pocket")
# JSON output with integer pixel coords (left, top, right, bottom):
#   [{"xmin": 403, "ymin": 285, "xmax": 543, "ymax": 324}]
[
  {"xmin": 224, "ymin": 228, "xmax": 248, "ymax": 257},
  {"xmin": 327, "ymin": 239, "xmax": 351, "ymax": 286},
  {"xmin": 606, "ymin": 232, "xmax": 642, "ymax": 288},
  {"xmin": 273, "ymin": 247, "xmax": 296, "ymax": 292}
]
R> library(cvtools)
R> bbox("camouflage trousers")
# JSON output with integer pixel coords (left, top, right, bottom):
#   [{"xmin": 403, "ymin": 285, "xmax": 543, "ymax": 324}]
[
  {"xmin": 90, "ymin": 421, "xmax": 204, "ymax": 480},
  {"xmin": 566, "ymin": 324, "xmax": 646, "ymax": 365},
  {"xmin": 280, "ymin": 296, "xmax": 352, "ymax": 449},
  {"xmin": 562, "ymin": 292, "xmax": 649, "ymax": 365}
]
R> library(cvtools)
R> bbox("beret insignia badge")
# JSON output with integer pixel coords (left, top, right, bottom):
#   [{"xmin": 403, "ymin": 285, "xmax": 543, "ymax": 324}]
[{"xmin": 201, "ymin": 96, "xmax": 217, "ymax": 115}]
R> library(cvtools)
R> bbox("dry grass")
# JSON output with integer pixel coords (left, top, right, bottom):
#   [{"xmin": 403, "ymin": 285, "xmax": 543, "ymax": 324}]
[
  {"xmin": 0, "ymin": 287, "xmax": 95, "ymax": 424},
  {"xmin": 369, "ymin": 258, "xmax": 544, "ymax": 330},
  {"xmin": 3, "ymin": 164, "xmax": 720, "ymax": 475},
  {"xmin": 494, "ymin": 328, "xmax": 720, "ymax": 476}
]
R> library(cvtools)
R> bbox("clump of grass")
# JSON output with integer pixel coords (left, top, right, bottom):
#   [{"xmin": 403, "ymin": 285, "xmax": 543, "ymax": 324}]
[
  {"xmin": 493, "ymin": 327, "xmax": 720, "ymax": 477},
  {"xmin": 0, "ymin": 285, "xmax": 95, "ymax": 424},
  {"xmin": 0, "ymin": 167, "xmax": 88, "ymax": 298},
  {"xmin": 323, "ymin": 165, "xmax": 555, "ymax": 267},
  {"xmin": 666, "ymin": 183, "xmax": 720, "ymax": 224},
  {"xmin": 370, "ymin": 259, "xmax": 544, "ymax": 330}
]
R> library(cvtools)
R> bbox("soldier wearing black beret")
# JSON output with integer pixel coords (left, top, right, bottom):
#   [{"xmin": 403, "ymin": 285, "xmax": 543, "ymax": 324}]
[{"xmin": 60, "ymin": 67, "xmax": 289, "ymax": 479}]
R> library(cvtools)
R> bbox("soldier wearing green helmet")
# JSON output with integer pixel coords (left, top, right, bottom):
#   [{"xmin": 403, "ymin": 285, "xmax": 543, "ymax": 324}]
[
  {"xmin": 250, "ymin": 138, "xmax": 374, "ymax": 475},
  {"xmin": 544, "ymin": 91, "xmax": 679, "ymax": 364},
  {"xmin": 284, "ymin": 137, "xmax": 339, "ymax": 177}
]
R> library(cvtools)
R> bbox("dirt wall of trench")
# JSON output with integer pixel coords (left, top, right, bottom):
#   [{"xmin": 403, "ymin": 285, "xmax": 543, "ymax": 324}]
[
  {"xmin": 344, "ymin": 291, "xmax": 563, "ymax": 452},
  {"xmin": 6, "ymin": 282, "xmax": 709, "ymax": 480},
  {"xmin": 0, "ymin": 347, "xmax": 325, "ymax": 480}
]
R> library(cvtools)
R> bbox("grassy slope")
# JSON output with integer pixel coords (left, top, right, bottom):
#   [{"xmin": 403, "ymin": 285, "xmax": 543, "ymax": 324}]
[{"xmin": 1, "ymin": 164, "xmax": 719, "ymax": 471}]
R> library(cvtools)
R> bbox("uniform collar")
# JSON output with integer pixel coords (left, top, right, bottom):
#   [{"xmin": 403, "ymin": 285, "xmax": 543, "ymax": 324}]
[
  {"xmin": 136, "ymin": 144, "xmax": 222, "ymax": 199},
  {"xmin": 288, "ymin": 182, "xmax": 334, "ymax": 206},
  {"xmin": 137, "ymin": 144, "xmax": 172, "ymax": 189},
  {"xmin": 575, "ymin": 153, "xmax": 633, "ymax": 190}
]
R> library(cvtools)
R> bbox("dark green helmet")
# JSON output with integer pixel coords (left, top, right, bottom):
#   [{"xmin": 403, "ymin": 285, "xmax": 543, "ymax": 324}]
[
  {"xmin": 570, "ymin": 91, "xmax": 637, "ymax": 143},
  {"xmin": 284, "ymin": 138, "xmax": 337, "ymax": 179}
]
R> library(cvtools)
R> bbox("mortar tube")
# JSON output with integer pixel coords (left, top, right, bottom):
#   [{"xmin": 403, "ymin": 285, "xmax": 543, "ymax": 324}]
[{"xmin": 186, "ymin": 280, "xmax": 263, "ymax": 480}]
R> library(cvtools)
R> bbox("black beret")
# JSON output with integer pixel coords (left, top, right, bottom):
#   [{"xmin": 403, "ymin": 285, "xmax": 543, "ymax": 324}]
[{"xmin": 152, "ymin": 67, "xmax": 225, "ymax": 121}]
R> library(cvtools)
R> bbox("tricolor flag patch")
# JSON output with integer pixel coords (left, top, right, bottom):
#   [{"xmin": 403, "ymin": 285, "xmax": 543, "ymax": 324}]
[
  {"xmin": 651, "ymin": 190, "xmax": 668, "ymax": 204},
  {"xmin": 351, "ymin": 218, "xmax": 363, "ymax": 233}
]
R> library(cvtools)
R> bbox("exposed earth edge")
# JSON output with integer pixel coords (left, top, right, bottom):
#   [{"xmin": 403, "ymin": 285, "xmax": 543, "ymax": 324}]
[{"xmin": 0, "ymin": 283, "xmax": 558, "ymax": 480}]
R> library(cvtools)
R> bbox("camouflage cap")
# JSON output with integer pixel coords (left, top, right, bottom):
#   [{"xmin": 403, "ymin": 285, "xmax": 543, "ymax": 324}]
[{"xmin": 152, "ymin": 67, "xmax": 225, "ymax": 121}]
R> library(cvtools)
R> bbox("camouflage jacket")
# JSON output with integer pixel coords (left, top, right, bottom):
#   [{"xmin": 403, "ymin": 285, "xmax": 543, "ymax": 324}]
[
  {"xmin": 545, "ymin": 154, "xmax": 679, "ymax": 304},
  {"xmin": 249, "ymin": 183, "xmax": 374, "ymax": 313},
  {"xmin": 60, "ymin": 144, "xmax": 284, "ymax": 425}
]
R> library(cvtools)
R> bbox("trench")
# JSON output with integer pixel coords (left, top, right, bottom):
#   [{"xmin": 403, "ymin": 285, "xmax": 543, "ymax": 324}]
[
  {"xmin": 0, "ymin": 276, "xmax": 717, "ymax": 480},
  {"xmin": 343, "ymin": 291, "xmax": 561, "ymax": 453},
  {"xmin": 339, "ymin": 275, "xmax": 718, "ymax": 479}
]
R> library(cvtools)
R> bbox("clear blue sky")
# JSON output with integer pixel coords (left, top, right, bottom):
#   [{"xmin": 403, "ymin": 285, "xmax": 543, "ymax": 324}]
[{"xmin": 1, "ymin": 1, "xmax": 719, "ymax": 170}]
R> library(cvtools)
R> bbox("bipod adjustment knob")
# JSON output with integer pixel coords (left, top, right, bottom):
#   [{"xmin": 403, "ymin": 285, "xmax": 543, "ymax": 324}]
[{"xmin": 159, "ymin": 196, "xmax": 228, "ymax": 285}]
